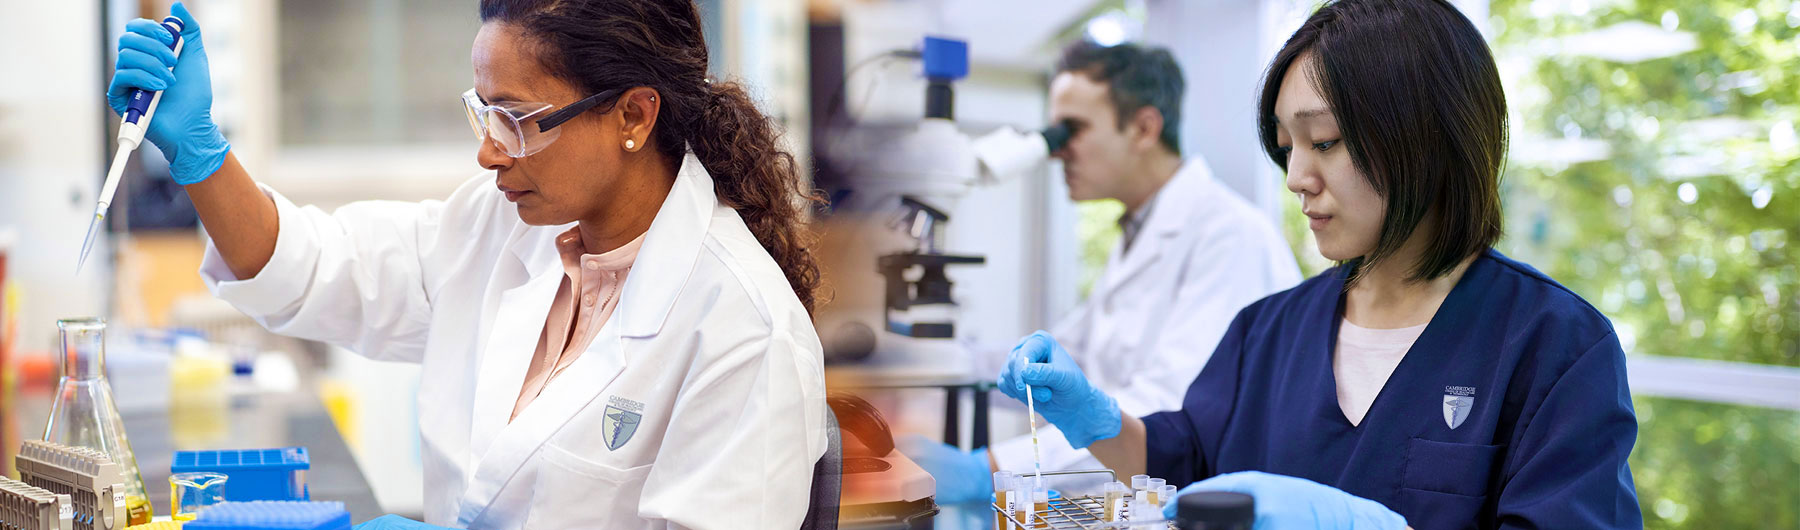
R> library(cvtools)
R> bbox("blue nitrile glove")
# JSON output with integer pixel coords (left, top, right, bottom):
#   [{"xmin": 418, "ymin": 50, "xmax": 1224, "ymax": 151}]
[
  {"xmin": 353, "ymin": 514, "xmax": 457, "ymax": 530},
  {"xmin": 1161, "ymin": 471, "xmax": 1408, "ymax": 529},
  {"xmin": 897, "ymin": 434, "xmax": 992, "ymax": 504},
  {"xmin": 106, "ymin": 2, "xmax": 230, "ymax": 184},
  {"xmin": 996, "ymin": 330, "xmax": 1121, "ymax": 449}
]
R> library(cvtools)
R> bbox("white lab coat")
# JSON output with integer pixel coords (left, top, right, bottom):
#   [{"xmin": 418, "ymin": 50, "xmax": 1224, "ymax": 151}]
[
  {"xmin": 200, "ymin": 152, "xmax": 826, "ymax": 529},
  {"xmin": 992, "ymin": 158, "xmax": 1301, "ymax": 481}
]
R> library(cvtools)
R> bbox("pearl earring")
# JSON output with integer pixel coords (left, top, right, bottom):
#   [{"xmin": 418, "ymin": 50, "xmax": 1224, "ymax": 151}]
[{"xmin": 625, "ymin": 139, "xmax": 636, "ymax": 150}]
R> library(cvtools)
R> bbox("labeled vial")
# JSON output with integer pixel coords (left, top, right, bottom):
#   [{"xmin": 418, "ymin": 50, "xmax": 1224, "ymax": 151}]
[
  {"xmin": 993, "ymin": 472, "xmax": 1017, "ymax": 530},
  {"xmin": 1103, "ymin": 481, "xmax": 1130, "ymax": 522},
  {"xmin": 1158, "ymin": 484, "xmax": 1178, "ymax": 509}
]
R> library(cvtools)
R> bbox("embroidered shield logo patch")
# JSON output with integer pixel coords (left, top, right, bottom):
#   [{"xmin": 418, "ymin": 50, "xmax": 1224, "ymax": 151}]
[
  {"xmin": 602, "ymin": 405, "xmax": 642, "ymax": 450},
  {"xmin": 1443, "ymin": 385, "xmax": 1476, "ymax": 429}
]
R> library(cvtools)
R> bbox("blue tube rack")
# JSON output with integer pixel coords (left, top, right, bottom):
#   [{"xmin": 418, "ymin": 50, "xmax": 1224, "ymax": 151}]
[
  {"xmin": 182, "ymin": 501, "xmax": 349, "ymax": 530},
  {"xmin": 172, "ymin": 447, "xmax": 311, "ymax": 502}
]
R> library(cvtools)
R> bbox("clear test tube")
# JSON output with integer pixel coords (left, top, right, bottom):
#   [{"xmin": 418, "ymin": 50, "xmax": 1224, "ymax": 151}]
[
  {"xmin": 1128, "ymin": 497, "xmax": 1167, "ymax": 526},
  {"xmin": 1031, "ymin": 489, "xmax": 1051, "ymax": 529},
  {"xmin": 1131, "ymin": 474, "xmax": 1151, "ymax": 492},
  {"xmin": 993, "ymin": 472, "xmax": 1017, "ymax": 530},
  {"xmin": 1158, "ymin": 484, "xmax": 1178, "ymax": 510},
  {"xmin": 1014, "ymin": 486, "xmax": 1032, "ymax": 529},
  {"xmin": 1103, "ymin": 481, "xmax": 1130, "ymax": 522},
  {"xmin": 1146, "ymin": 478, "xmax": 1167, "ymax": 504}
]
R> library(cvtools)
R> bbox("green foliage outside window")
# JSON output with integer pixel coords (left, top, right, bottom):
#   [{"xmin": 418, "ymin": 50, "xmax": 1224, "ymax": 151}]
[{"xmin": 1483, "ymin": 1, "xmax": 1799, "ymax": 527}]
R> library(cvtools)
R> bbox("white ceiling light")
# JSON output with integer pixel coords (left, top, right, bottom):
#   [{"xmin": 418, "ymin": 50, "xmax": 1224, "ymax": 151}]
[{"xmin": 1084, "ymin": 11, "xmax": 1134, "ymax": 46}]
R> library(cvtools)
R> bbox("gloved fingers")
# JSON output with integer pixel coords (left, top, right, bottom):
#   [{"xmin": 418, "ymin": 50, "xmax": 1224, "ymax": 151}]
[
  {"xmin": 1019, "ymin": 331, "xmax": 1059, "ymax": 363},
  {"xmin": 119, "ymin": 32, "xmax": 178, "ymax": 69},
  {"xmin": 123, "ymin": 19, "xmax": 175, "ymax": 47},
  {"xmin": 1030, "ymin": 385, "xmax": 1053, "ymax": 403},
  {"xmin": 1020, "ymin": 363, "xmax": 1080, "ymax": 395},
  {"xmin": 999, "ymin": 349, "xmax": 1032, "ymax": 400},
  {"xmin": 171, "ymin": 2, "xmax": 205, "ymax": 40},
  {"xmin": 107, "ymin": 68, "xmax": 170, "ymax": 111},
  {"xmin": 115, "ymin": 47, "xmax": 177, "ymax": 86}
]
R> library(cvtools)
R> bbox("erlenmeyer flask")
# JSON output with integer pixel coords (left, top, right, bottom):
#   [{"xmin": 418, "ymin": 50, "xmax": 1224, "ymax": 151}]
[{"xmin": 44, "ymin": 317, "xmax": 153, "ymax": 525}]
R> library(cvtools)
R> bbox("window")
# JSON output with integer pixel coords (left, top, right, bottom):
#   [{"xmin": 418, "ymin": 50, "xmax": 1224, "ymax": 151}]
[{"xmin": 1486, "ymin": 1, "xmax": 1799, "ymax": 526}]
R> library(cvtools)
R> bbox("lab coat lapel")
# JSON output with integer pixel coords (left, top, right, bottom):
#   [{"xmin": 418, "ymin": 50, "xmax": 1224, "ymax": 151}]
[
  {"xmin": 468, "ymin": 230, "xmax": 566, "ymax": 459},
  {"xmin": 456, "ymin": 151, "xmax": 718, "ymax": 526},
  {"xmin": 1095, "ymin": 160, "xmax": 1210, "ymax": 306},
  {"xmin": 618, "ymin": 151, "xmax": 716, "ymax": 339},
  {"xmin": 459, "ymin": 320, "xmax": 629, "ymax": 528}
]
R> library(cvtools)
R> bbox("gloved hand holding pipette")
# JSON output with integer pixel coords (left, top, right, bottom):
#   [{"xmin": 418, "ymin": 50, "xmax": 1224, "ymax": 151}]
[
  {"xmin": 997, "ymin": 331, "xmax": 1122, "ymax": 449},
  {"xmin": 107, "ymin": 2, "xmax": 230, "ymax": 185},
  {"xmin": 84, "ymin": 2, "xmax": 232, "ymax": 272}
]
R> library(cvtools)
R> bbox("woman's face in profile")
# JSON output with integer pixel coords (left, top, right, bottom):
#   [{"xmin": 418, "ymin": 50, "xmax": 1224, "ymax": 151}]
[
  {"xmin": 470, "ymin": 22, "xmax": 624, "ymax": 227},
  {"xmin": 1275, "ymin": 53, "xmax": 1385, "ymax": 262}
]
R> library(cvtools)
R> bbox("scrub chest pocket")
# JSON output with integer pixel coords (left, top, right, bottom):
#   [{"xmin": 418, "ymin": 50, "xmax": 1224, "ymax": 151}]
[{"xmin": 1399, "ymin": 437, "xmax": 1504, "ymax": 528}]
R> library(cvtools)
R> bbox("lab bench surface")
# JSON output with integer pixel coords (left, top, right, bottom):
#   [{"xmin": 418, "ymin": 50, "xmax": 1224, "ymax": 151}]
[{"xmin": 9, "ymin": 388, "xmax": 383, "ymax": 522}]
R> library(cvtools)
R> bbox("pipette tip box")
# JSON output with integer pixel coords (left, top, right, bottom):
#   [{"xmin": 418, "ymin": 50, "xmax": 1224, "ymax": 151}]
[
  {"xmin": 172, "ymin": 447, "xmax": 310, "ymax": 502},
  {"xmin": 183, "ymin": 501, "xmax": 348, "ymax": 530}
]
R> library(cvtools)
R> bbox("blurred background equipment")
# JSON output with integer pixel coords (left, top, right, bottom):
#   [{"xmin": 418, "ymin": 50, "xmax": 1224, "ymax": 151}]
[{"xmin": 829, "ymin": 392, "xmax": 937, "ymax": 527}]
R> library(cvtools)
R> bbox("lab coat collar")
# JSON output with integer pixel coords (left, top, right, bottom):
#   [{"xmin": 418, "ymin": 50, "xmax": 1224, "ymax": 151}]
[
  {"xmin": 501, "ymin": 150, "xmax": 716, "ymax": 338},
  {"xmin": 617, "ymin": 150, "xmax": 715, "ymax": 338},
  {"xmin": 1143, "ymin": 156, "xmax": 1217, "ymax": 239},
  {"xmin": 1097, "ymin": 157, "xmax": 1216, "ymax": 291}
]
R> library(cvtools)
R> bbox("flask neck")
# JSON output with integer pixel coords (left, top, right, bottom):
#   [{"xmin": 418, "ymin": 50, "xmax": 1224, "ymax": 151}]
[{"xmin": 56, "ymin": 319, "xmax": 107, "ymax": 381}]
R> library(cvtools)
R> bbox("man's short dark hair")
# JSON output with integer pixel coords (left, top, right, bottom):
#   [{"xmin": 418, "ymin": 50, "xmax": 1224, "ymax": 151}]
[
  {"xmin": 1258, "ymin": 0, "xmax": 1507, "ymax": 283},
  {"xmin": 1056, "ymin": 41, "xmax": 1185, "ymax": 156}
]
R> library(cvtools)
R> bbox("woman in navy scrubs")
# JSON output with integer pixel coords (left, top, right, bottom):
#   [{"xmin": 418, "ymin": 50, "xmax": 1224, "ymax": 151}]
[{"xmin": 999, "ymin": 1, "xmax": 1643, "ymax": 528}]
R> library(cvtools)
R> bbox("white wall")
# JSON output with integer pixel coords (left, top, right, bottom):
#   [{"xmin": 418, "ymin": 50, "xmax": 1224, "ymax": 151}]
[
  {"xmin": 1144, "ymin": 0, "xmax": 1283, "ymax": 219},
  {"xmin": 0, "ymin": 0, "xmax": 108, "ymax": 349}
]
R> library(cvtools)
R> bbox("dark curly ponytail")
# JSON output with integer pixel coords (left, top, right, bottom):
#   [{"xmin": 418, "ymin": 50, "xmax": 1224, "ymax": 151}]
[{"xmin": 479, "ymin": 0, "xmax": 825, "ymax": 314}]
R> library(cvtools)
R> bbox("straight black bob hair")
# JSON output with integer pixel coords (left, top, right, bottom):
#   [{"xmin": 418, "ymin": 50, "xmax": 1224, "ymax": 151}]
[{"xmin": 1258, "ymin": 0, "xmax": 1507, "ymax": 284}]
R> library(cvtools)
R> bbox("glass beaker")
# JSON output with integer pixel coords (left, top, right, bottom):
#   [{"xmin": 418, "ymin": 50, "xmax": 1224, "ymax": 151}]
[
  {"xmin": 44, "ymin": 318, "xmax": 153, "ymax": 525},
  {"xmin": 169, "ymin": 472, "xmax": 227, "ymax": 520}
]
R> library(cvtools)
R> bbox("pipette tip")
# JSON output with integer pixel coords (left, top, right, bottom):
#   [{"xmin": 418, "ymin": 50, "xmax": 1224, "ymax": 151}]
[{"xmin": 76, "ymin": 212, "xmax": 104, "ymax": 274}]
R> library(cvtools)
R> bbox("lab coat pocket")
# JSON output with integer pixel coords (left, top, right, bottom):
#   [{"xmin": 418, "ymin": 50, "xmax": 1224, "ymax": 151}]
[
  {"xmin": 525, "ymin": 443, "xmax": 653, "ymax": 529},
  {"xmin": 1398, "ymin": 438, "xmax": 1502, "ymax": 528}
]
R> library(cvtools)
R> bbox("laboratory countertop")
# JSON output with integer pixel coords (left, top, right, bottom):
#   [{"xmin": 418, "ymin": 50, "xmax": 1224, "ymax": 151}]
[{"xmin": 10, "ymin": 386, "xmax": 383, "ymax": 522}]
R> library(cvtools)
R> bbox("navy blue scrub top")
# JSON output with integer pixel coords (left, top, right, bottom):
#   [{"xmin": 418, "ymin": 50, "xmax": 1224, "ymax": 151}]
[{"xmin": 1143, "ymin": 249, "xmax": 1642, "ymax": 529}]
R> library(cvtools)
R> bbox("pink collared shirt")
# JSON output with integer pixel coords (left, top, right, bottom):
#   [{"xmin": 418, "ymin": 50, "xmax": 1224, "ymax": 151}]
[{"xmin": 511, "ymin": 227, "xmax": 645, "ymax": 421}]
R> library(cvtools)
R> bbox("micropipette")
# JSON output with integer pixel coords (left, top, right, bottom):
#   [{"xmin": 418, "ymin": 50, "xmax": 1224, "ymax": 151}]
[
  {"xmin": 1025, "ymin": 382, "xmax": 1044, "ymax": 490},
  {"xmin": 78, "ymin": 15, "xmax": 187, "ymax": 273}
]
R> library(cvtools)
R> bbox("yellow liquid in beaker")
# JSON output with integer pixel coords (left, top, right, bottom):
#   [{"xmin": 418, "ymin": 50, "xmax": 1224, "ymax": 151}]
[{"xmin": 127, "ymin": 494, "xmax": 153, "ymax": 526}]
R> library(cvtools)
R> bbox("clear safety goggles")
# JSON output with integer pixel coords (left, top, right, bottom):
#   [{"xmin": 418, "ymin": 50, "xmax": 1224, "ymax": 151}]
[{"xmin": 461, "ymin": 88, "xmax": 623, "ymax": 158}]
